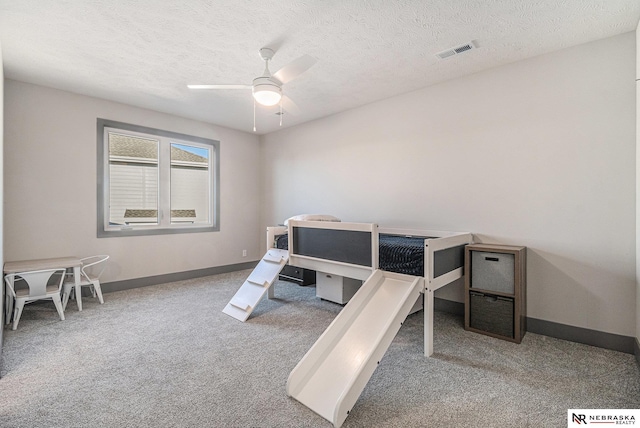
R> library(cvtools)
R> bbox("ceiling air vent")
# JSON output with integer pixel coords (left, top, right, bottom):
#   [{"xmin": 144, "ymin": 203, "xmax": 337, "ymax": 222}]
[{"xmin": 436, "ymin": 41, "xmax": 478, "ymax": 60}]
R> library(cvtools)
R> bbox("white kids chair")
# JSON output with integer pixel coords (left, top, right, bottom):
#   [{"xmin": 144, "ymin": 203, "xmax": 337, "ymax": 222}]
[
  {"xmin": 62, "ymin": 255, "xmax": 109, "ymax": 310},
  {"xmin": 4, "ymin": 268, "xmax": 66, "ymax": 330}
]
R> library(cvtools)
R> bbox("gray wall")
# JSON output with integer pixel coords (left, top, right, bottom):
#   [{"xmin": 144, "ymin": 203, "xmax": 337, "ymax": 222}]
[
  {"xmin": 260, "ymin": 32, "xmax": 637, "ymax": 338},
  {"xmin": 3, "ymin": 81, "xmax": 262, "ymax": 283}
]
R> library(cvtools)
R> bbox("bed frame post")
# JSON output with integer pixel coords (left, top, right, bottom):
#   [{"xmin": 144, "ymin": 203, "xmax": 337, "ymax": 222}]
[
  {"xmin": 266, "ymin": 226, "xmax": 287, "ymax": 299},
  {"xmin": 423, "ymin": 232, "xmax": 473, "ymax": 357},
  {"xmin": 424, "ymin": 287, "xmax": 435, "ymax": 357}
]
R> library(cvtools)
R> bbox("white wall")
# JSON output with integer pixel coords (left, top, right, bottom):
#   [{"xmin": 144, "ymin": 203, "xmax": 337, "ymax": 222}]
[
  {"xmin": 261, "ymin": 33, "xmax": 637, "ymax": 337},
  {"xmin": 0, "ymin": 42, "xmax": 4, "ymax": 271},
  {"xmin": 636, "ymin": 21, "xmax": 640, "ymax": 350},
  {"xmin": 4, "ymin": 80, "xmax": 262, "ymax": 282},
  {"xmin": 0, "ymin": 41, "xmax": 5, "ymax": 350}
]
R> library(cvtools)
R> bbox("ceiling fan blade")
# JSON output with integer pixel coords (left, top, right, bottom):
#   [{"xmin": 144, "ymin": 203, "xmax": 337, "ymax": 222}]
[
  {"xmin": 281, "ymin": 96, "xmax": 300, "ymax": 116},
  {"xmin": 272, "ymin": 54, "xmax": 316, "ymax": 85},
  {"xmin": 187, "ymin": 84, "xmax": 251, "ymax": 89}
]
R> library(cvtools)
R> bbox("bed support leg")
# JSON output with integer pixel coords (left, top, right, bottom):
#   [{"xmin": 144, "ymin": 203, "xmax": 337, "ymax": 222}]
[{"xmin": 424, "ymin": 287, "xmax": 434, "ymax": 357}]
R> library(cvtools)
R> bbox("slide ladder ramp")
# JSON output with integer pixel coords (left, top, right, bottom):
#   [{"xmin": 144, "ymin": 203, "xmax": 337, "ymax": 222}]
[
  {"xmin": 287, "ymin": 269, "xmax": 423, "ymax": 428},
  {"xmin": 222, "ymin": 248, "xmax": 288, "ymax": 322}
]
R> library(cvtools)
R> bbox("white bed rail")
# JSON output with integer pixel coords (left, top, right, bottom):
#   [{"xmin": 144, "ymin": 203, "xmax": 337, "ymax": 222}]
[{"xmin": 266, "ymin": 225, "xmax": 288, "ymax": 251}]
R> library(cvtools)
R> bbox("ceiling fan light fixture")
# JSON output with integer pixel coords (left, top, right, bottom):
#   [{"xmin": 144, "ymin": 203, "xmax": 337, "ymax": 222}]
[{"xmin": 252, "ymin": 78, "xmax": 282, "ymax": 106}]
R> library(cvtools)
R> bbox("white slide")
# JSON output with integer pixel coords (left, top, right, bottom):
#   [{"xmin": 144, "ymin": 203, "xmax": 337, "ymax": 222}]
[
  {"xmin": 222, "ymin": 248, "xmax": 289, "ymax": 322},
  {"xmin": 287, "ymin": 270, "xmax": 423, "ymax": 428}
]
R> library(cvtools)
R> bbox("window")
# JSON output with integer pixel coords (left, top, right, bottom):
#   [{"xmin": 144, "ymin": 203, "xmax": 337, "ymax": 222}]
[{"xmin": 97, "ymin": 119, "xmax": 220, "ymax": 237}]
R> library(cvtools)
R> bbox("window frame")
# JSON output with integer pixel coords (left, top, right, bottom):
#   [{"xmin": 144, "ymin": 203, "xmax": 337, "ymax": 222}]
[{"xmin": 97, "ymin": 118, "xmax": 220, "ymax": 238}]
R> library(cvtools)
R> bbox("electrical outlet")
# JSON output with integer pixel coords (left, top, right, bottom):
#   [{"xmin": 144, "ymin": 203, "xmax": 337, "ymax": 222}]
[{"xmin": 242, "ymin": 250, "xmax": 247, "ymax": 257}]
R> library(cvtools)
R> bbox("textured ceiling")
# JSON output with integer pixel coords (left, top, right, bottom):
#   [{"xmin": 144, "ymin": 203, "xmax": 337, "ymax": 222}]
[{"xmin": 1, "ymin": 1, "xmax": 639, "ymax": 134}]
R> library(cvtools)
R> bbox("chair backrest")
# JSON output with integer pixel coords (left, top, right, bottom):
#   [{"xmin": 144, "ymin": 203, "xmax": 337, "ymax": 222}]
[
  {"xmin": 4, "ymin": 268, "xmax": 66, "ymax": 299},
  {"xmin": 80, "ymin": 255, "xmax": 109, "ymax": 281}
]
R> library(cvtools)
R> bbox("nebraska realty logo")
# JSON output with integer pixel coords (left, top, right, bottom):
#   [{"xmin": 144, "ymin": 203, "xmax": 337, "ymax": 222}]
[{"xmin": 568, "ymin": 409, "xmax": 639, "ymax": 426}]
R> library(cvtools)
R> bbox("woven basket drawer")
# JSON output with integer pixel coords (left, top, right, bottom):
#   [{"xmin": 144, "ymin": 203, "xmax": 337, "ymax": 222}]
[
  {"xmin": 469, "ymin": 291, "xmax": 514, "ymax": 338},
  {"xmin": 471, "ymin": 251, "xmax": 515, "ymax": 294}
]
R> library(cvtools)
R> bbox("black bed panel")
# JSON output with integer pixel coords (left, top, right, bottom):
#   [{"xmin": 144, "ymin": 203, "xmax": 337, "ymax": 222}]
[
  {"xmin": 280, "ymin": 231, "xmax": 463, "ymax": 278},
  {"xmin": 433, "ymin": 244, "xmax": 466, "ymax": 278},
  {"xmin": 292, "ymin": 227, "xmax": 373, "ymax": 267}
]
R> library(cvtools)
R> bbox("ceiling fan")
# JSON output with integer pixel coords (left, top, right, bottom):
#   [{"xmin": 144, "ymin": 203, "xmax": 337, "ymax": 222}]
[{"xmin": 188, "ymin": 47, "xmax": 316, "ymax": 130}]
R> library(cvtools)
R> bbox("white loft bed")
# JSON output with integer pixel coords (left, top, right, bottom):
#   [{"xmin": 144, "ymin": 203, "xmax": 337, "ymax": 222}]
[
  {"xmin": 266, "ymin": 220, "xmax": 472, "ymax": 357},
  {"xmin": 224, "ymin": 220, "xmax": 472, "ymax": 426}
]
